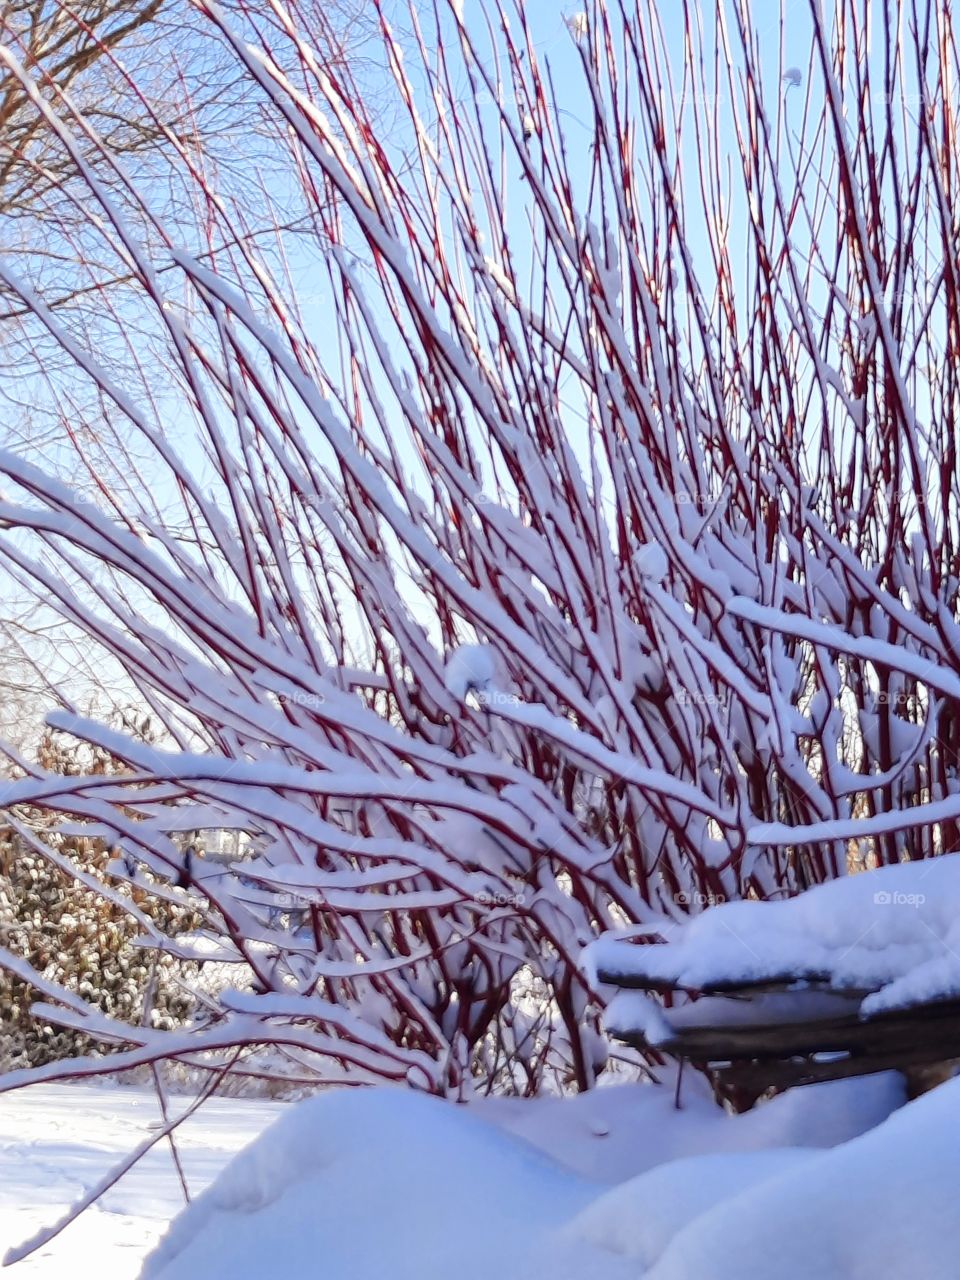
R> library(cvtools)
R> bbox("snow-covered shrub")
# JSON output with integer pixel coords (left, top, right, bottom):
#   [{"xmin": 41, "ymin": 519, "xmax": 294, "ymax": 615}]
[
  {"xmin": 0, "ymin": 832, "xmax": 198, "ymax": 1071},
  {"xmin": 0, "ymin": 0, "xmax": 957, "ymax": 1098},
  {"xmin": 0, "ymin": 735, "xmax": 202, "ymax": 1072}
]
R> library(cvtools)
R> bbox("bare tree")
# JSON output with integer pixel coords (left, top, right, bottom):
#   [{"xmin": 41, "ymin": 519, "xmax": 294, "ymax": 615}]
[
  {"xmin": 0, "ymin": 0, "xmax": 165, "ymax": 215},
  {"xmin": 0, "ymin": 0, "xmax": 389, "ymax": 746},
  {"xmin": 0, "ymin": 0, "xmax": 386, "ymax": 322}
]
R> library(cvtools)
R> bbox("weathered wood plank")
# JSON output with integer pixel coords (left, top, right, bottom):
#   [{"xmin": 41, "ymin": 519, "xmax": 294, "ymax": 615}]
[
  {"xmin": 610, "ymin": 998, "xmax": 960, "ymax": 1061},
  {"xmin": 710, "ymin": 1036, "xmax": 960, "ymax": 1094},
  {"xmin": 596, "ymin": 968, "xmax": 840, "ymax": 996},
  {"xmin": 607, "ymin": 994, "xmax": 960, "ymax": 1096}
]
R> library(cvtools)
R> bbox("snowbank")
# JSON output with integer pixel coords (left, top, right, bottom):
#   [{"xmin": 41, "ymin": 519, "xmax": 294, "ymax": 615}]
[
  {"xmin": 139, "ymin": 1087, "xmax": 618, "ymax": 1280},
  {"xmin": 481, "ymin": 1069, "xmax": 902, "ymax": 1181},
  {"xmin": 568, "ymin": 1147, "xmax": 814, "ymax": 1271},
  {"xmin": 646, "ymin": 1076, "xmax": 960, "ymax": 1280},
  {"xmin": 138, "ymin": 1072, "xmax": 905, "ymax": 1280}
]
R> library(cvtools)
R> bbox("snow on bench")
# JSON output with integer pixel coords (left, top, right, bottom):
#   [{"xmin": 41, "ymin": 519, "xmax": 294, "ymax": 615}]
[{"xmin": 587, "ymin": 854, "xmax": 960, "ymax": 1103}]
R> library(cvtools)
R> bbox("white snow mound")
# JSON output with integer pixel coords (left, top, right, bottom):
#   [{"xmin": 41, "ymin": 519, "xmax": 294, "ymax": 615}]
[
  {"xmin": 138, "ymin": 1072, "xmax": 908, "ymax": 1280},
  {"xmin": 568, "ymin": 1147, "xmax": 814, "ymax": 1270},
  {"xmin": 589, "ymin": 852, "xmax": 960, "ymax": 1015},
  {"xmin": 139, "ymin": 1086, "xmax": 620, "ymax": 1280},
  {"xmin": 646, "ymin": 1076, "xmax": 960, "ymax": 1280}
]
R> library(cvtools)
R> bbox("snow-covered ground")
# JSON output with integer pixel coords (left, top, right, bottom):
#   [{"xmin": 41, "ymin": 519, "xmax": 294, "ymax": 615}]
[
  {"xmin": 0, "ymin": 1071, "xmax": 912, "ymax": 1278},
  {"xmin": 139, "ymin": 1073, "xmax": 960, "ymax": 1280},
  {"xmin": 0, "ymin": 1085, "xmax": 282, "ymax": 1279}
]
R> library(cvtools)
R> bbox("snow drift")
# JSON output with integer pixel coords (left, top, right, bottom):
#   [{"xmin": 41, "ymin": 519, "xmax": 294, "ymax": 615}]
[
  {"xmin": 139, "ymin": 1073, "xmax": 911, "ymax": 1280},
  {"xmin": 139, "ymin": 1087, "xmax": 609, "ymax": 1280},
  {"xmin": 646, "ymin": 1077, "xmax": 960, "ymax": 1280}
]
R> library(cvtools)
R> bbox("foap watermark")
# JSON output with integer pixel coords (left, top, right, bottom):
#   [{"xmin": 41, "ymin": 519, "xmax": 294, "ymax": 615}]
[
  {"xmin": 303, "ymin": 486, "xmax": 339, "ymax": 512},
  {"xmin": 270, "ymin": 892, "xmax": 313, "ymax": 910},
  {"xmin": 674, "ymin": 490, "xmax": 727, "ymax": 507},
  {"xmin": 673, "ymin": 90, "xmax": 727, "ymax": 109},
  {"xmin": 676, "ymin": 689, "xmax": 728, "ymax": 708},
  {"xmin": 874, "ymin": 890, "xmax": 925, "ymax": 907},
  {"xmin": 66, "ymin": 492, "xmax": 101, "ymax": 510},
  {"xmin": 869, "ymin": 90, "xmax": 927, "ymax": 109},
  {"xmin": 869, "ymin": 690, "xmax": 913, "ymax": 706},
  {"xmin": 674, "ymin": 890, "xmax": 726, "ymax": 907},
  {"xmin": 278, "ymin": 690, "xmax": 326, "ymax": 709},
  {"xmin": 481, "ymin": 688, "xmax": 519, "ymax": 710},
  {"xmin": 474, "ymin": 889, "xmax": 526, "ymax": 908}
]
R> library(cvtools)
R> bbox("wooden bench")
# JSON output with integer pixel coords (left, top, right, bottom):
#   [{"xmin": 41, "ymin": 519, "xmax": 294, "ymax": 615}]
[{"xmin": 598, "ymin": 960, "xmax": 960, "ymax": 1111}]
